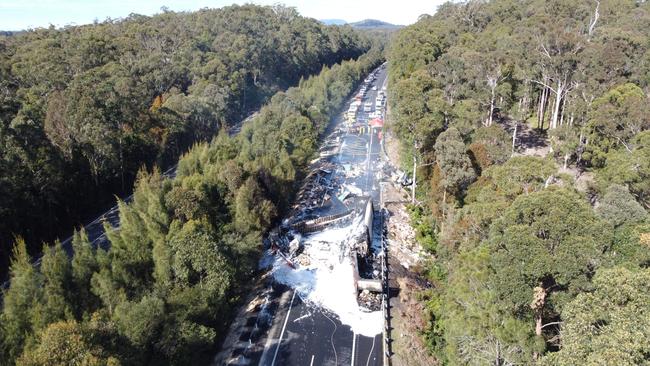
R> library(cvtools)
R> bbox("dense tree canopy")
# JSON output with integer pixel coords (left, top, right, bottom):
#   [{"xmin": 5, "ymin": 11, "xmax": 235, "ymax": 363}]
[
  {"xmin": 434, "ymin": 127, "xmax": 476, "ymax": 195},
  {"xmin": 488, "ymin": 188, "xmax": 608, "ymax": 336},
  {"xmin": 389, "ymin": 0, "xmax": 650, "ymax": 173},
  {"xmin": 17, "ymin": 319, "xmax": 120, "ymax": 366},
  {"xmin": 0, "ymin": 4, "xmax": 373, "ymax": 277},
  {"xmin": 387, "ymin": 0, "xmax": 650, "ymax": 364},
  {"xmin": 542, "ymin": 267, "xmax": 650, "ymax": 366},
  {"xmin": 0, "ymin": 33, "xmax": 383, "ymax": 364}
]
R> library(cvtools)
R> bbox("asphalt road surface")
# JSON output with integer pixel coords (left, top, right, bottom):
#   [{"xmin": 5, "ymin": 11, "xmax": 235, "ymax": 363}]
[
  {"xmin": 247, "ymin": 64, "xmax": 388, "ymax": 366},
  {"xmin": 260, "ymin": 290, "xmax": 382, "ymax": 366},
  {"xmin": 5, "ymin": 61, "xmax": 390, "ymax": 366}
]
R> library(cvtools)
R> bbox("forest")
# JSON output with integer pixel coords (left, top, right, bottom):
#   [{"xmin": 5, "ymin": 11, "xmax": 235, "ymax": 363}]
[
  {"xmin": 0, "ymin": 15, "xmax": 384, "ymax": 363},
  {"xmin": 0, "ymin": 4, "xmax": 372, "ymax": 278},
  {"xmin": 388, "ymin": 0, "xmax": 650, "ymax": 364}
]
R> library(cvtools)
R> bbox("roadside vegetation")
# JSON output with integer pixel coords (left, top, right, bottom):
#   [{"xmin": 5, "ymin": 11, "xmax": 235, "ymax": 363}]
[
  {"xmin": 387, "ymin": 0, "xmax": 650, "ymax": 364},
  {"xmin": 0, "ymin": 4, "xmax": 374, "ymax": 277},
  {"xmin": 0, "ymin": 6, "xmax": 385, "ymax": 366}
]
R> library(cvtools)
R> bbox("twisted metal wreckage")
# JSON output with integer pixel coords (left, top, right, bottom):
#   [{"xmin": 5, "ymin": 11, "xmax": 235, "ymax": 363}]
[{"xmin": 267, "ymin": 112, "xmax": 385, "ymax": 311}]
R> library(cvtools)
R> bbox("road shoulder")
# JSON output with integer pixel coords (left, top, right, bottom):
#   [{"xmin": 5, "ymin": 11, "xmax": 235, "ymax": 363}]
[{"xmin": 382, "ymin": 131, "xmax": 438, "ymax": 366}]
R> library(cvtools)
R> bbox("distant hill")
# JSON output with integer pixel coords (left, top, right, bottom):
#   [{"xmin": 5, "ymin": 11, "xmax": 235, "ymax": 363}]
[
  {"xmin": 320, "ymin": 19, "xmax": 347, "ymax": 25},
  {"xmin": 349, "ymin": 19, "xmax": 402, "ymax": 29}
]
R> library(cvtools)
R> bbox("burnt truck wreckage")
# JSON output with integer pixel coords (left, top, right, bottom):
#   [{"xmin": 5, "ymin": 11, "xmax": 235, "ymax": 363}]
[
  {"xmin": 266, "ymin": 154, "xmax": 383, "ymax": 310},
  {"xmin": 266, "ymin": 74, "xmax": 387, "ymax": 312},
  {"xmin": 216, "ymin": 64, "xmax": 389, "ymax": 366}
]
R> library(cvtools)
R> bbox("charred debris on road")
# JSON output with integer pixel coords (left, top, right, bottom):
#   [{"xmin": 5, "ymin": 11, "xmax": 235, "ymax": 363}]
[
  {"xmin": 266, "ymin": 128, "xmax": 384, "ymax": 311},
  {"xmin": 265, "ymin": 68, "xmax": 388, "ymax": 312}
]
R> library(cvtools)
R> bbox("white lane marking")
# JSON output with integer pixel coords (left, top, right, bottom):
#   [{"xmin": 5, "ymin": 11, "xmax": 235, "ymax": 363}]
[
  {"xmin": 321, "ymin": 309, "xmax": 339, "ymax": 365},
  {"xmin": 271, "ymin": 290, "xmax": 296, "ymax": 366},
  {"xmin": 292, "ymin": 311, "xmax": 311, "ymax": 323},
  {"xmin": 310, "ymin": 355, "xmax": 315, "ymax": 366},
  {"xmin": 365, "ymin": 335, "xmax": 377, "ymax": 366},
  {"xmin": 351, "ymin": 333, "xmax": 357, "ymax": 366}
]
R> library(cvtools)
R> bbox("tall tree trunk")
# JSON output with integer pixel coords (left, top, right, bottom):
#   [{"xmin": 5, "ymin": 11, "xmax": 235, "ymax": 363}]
[
  {"xmin": 537, "ymin": 89, "xmax": 543, "ymax": 129},
  {"xmin": 537, "ymin": 86, "xmax": 548, "ymax": 130},
  {"xmin": 531, "ymin": 285, "xmax": 547, "ymax": 360},
  {"xmin": 512, "ymin": 124, "xmax": 517, "ymax": 155},
  {"xmin": 539, "ymin": 88, "xmax": 551, "ymax": 130},
  {"xmin": 550, "ymin": 80, "xmax": 563, "ymax": 129},
  {"xmin": 577, "ymin": 132, "xmax": 584, "ymax": 164},
  {"xmin": 522, "ymin": 80, "xmax": 531, "ymax": 118},
  {"xmin": 588, "ymin": 0, "xmax": 600, "ymax": 40},
  {"xmin": 411, "ymin": 150, "xmax": 417, "ymax": 204},
  {"xmin": 560, "ymin": 96, "xmax": 568, "ymax": 126},
  {"xmin": 563, "ymin": 153, "xmax": 569, "ymax": 169},
  {"xmin": 548, "ymin": 97, "xmax": 555, "ymax": 129},
  {"xmin": 535, "ymin": 313, "xmax": 543, "ymax": 336},
  {"xmin": 488, "ymin": 85, "xmax": 495, "ymax": 127}
]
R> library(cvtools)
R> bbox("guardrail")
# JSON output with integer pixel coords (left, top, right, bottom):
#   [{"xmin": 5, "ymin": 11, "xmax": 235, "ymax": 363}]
[{"xmin": 380, "ymin": 191, "xmax": 393, "ymax": 365}]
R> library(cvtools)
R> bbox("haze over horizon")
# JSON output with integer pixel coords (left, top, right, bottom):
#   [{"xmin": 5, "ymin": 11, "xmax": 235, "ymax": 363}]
[{"xmin": 0, "ymin": 0, "xmax": 446, "ymax": 31}]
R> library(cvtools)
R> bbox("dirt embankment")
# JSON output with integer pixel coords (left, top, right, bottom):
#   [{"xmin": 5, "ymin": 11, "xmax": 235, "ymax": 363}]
[{"xmin": 382, "ymin": 131, "xmax": 437, "ymax": 366}]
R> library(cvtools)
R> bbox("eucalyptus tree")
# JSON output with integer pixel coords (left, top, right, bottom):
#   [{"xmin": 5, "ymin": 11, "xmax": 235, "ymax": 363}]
[
  {"xmin": 542, "ymin": 267, "xmax": 650, "ymax": 366},
  {"xmin": 488, "ymin": 188, "xmax": 608, "ymax": 347}
]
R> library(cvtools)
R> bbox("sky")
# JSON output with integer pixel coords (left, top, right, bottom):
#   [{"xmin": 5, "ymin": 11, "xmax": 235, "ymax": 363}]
[{"xmin": 0, "ymin": 0, "xmax": 448, "ymax": 31}]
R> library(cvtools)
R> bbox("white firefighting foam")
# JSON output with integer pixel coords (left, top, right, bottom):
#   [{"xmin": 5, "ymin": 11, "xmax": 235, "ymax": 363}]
[{"xmin": 270, "ymin": 219, "xmax": 383, "ymax": 337}]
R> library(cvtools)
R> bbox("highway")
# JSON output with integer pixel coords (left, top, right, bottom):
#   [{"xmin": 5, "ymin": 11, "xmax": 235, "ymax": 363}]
[
  {"xmin": 5, "ymin": 61, "xmax": 390, "ymax": 366},
  {"xmin": 264, "ymin": 64, "xmax": 388, "ymax": 366},
  {"xmin": 216, "ymin": 64, "xmax": 388, "ymax": 366},
  {"xmin": 261, "ymin": 290, "xmax": 381, "ymax": 366}
]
